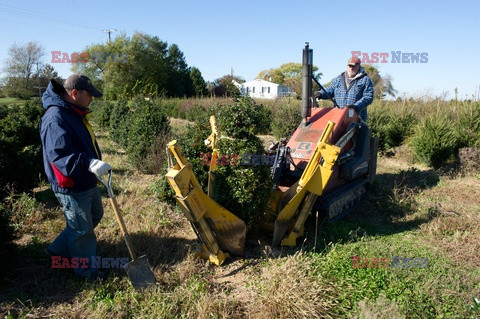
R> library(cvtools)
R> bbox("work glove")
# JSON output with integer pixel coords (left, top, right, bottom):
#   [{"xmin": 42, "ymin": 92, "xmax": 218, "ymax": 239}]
[
  {"xmin": 88, "ymin": 159, "xmax": 111, "ymax": 177},
  {"xmin": 345, "ymin": 105, "xmax": 357, "ymax": 117}
]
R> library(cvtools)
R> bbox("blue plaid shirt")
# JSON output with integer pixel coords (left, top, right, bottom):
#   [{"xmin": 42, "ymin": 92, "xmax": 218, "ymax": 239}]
[{"xmin": 318, "ymin": 68, "xmax": 374, "ymax": 121}]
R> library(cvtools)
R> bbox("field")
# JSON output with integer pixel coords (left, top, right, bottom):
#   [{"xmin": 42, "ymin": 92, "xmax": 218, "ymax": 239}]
[
  {"xmin": 1, "ymin": 112, "xmax": 479, "ymax": 319},
  {"xmin": 0, "ymin": 98, "xmax": 28, "ymax": 107}
]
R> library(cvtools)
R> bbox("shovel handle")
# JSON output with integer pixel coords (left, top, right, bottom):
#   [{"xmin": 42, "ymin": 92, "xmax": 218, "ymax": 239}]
[{"xmin": 98, "ymin": 171, "xmax": 138, "ymax": 261}]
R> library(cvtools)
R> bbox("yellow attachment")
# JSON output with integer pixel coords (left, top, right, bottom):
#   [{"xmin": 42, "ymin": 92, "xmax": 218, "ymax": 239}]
[
  {"xmin": 273, "ymin": 121, "xmax": 341, "ymax": 246},
  {"xmin": 205, "ymin": 115, "xmax": 219, "ymax": 197},
  {"xmin": 166, "ymin": 140, "xmax": 246, "ymax": 265},
  {"xmin": 205, "ymin": 115, "xmax": 219, "ymax": 151}
]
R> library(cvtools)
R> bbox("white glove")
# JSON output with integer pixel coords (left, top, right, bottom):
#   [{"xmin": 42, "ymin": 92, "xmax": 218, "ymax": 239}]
[{"xmin": 88, "ymin": 159, "xmax": 111, "ymax": 177}]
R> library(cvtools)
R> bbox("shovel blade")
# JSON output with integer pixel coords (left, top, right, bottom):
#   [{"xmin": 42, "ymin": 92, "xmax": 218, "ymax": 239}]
[{"xmin": 124, "ymin": 255, "xmax": 156, "ymax": 291}]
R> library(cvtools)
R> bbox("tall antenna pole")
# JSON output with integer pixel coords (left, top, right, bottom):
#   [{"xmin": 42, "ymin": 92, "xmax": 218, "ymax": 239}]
[{"xmin": 102, "ymin": 29, "xmax": 117, "ymax": 43}]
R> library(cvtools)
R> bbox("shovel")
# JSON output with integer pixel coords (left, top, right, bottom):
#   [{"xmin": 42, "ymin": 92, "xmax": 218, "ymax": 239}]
[{"xmin": 98, "ymin": 171, "xmax": 156, "ymax": 291}]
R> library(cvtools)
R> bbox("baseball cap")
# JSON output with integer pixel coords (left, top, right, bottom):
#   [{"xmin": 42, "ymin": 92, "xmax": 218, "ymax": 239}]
[
  {"xmin": 64, "ymin": 74, "xmax": 103, "ymax": 98},
  {"xmin": 347, "ymin": 57, "xmax": 361, "ymax": 66}
]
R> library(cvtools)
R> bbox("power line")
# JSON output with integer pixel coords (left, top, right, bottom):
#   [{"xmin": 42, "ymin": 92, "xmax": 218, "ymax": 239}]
[
  {"xmin": 1, "ymin": 17, "xmax": 100, "ymax": 36},
  {"xmin": 0, "ymin": 3, "xmax": 108, "ymax": 32}
]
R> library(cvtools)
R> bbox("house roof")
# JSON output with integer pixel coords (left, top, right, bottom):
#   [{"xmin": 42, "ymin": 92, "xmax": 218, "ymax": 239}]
[{"xmin": 242, "ymin": 78, "xmax": 282, "ymax": 87}]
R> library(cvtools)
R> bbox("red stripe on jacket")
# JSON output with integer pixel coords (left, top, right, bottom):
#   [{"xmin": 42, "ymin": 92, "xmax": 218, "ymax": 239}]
[{"xmin": 50, "ymin": 162, "xmax": 75, "ymax": 188}]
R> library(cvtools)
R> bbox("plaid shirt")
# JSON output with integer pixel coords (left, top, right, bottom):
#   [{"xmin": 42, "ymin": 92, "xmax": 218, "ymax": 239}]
[{"xmin": 318, "ymin": 68, "xmax": 374, "ymax": 121}]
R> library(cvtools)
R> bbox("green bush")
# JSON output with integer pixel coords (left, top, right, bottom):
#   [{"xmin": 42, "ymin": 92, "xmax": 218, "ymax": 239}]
[
  {"xmin": 108, "ymin": 99, "xmax": 131, "ymax": 148},
  {"xmin": 212, "ymin": 97, "xmax": 273, "ymax": 232},
  {"xmin": 126, "ymin": 97, "xmax": 171, "ymax": 173},
  {"xmin": 0, "ymin": 100, "xmax": 43, "ymax": 272},
  {"xmin": 156, "ymin": 97, "xmax": 273, "ymax": 231},
  {"xmin": 455, "ymin": 102, "xmax": 480, "ymax": 148},
  {"xmin": 151, "ymin": 121, "xmax": 211, "ymax": 205},
  {"xmin": 162, "ymin": 99, "xmax": 183, "ymax": 118},
  {"xmin": 368, "ymin": 104, "xmax": 417, "ymax": 151},
  {"xmin": 0, "ymin": 101, "xmax": 44, "ymax": 196},
  {"xmin": 411, "ymin": 112, "xmax": 458, "ymax": 168},
  {"xmin": 216, "ymin": 97, "xmax": 272, "ymax": 137},
  {"xmin": 271, "ymin": 101, "xmax": 301, "ymax": 139},
  {"xmin": 185, "ymin": 105, "xmax": 208, "ymax": 122},
  {"xmin": 176, "ymin": 123, "xmax": 212, "ymax": 187},
  {"xmin": 89, "ymin": 99, "xmax": 113, "ymax": 129},
  {"xmin": 211, "ymin": 137, "xmax": 272, "ymax": 232}
]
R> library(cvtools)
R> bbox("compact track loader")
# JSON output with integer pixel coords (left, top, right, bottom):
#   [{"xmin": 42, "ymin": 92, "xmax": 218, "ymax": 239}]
[{"xmin": 165, "ymin": 43, "xmax": 378, "ymax": 265}]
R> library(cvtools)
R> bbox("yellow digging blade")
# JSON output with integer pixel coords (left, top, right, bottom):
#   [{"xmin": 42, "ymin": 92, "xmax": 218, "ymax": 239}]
[
  {"xmin": 166, "ymin": 140, "xmax": 246, "ymax": 265},
  {"xmin": 273, "ymin": 121, "xmax": 340, "ymax": 246}
]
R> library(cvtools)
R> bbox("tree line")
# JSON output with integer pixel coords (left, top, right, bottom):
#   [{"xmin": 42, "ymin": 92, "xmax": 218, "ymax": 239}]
[{"xmin": 1, "ymin": 32, "xmax": 396, "ymax": 100}]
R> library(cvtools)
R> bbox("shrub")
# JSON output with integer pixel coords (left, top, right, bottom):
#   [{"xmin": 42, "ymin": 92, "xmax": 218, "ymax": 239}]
[
  {"xmin": 455, "ymin": 102, "xmax": 480, "ymax": 148},
  {"xmin": 157, "ymin": 97, "xmax": 273, "ymax": 231},
  {"xmin": 151, "ymin": 121, "xmax": 211, "ymax": 205},
  {"xmin": 162, "ymin": 98, "xmax": 182, "ymax": 118},
  {"xmin": 411, "ymin": 112, "xmax": 458, "ymax": 168},
  {"xmin": 211, "ymin": 137, "xmax": 272, "ymax": 232},
  {"xmin": 185, "ymin": 104, "xmax": 208, "ymax": 122},
  {"xmin": 108, "ymin": 99, "xmax": 131, "ymax": 148},
  {"xmin": 368, "ymin": 103, "xmax": 417, "ymax": 151},
  {"xmin": 212, "ymin": 97, "xmax": 273, "ymax": 232},
  {"xmin": 150, "ymin": 164, "xmax": 177, "ymax": 205},
  {"xmin": 0, "ymin": 101, "xmax": 44, "ymax": 197},
  {"xmin": 271, "ymin": 100, "xmax": 302, "ymax": 139},
  {"xmin": 126, "ymin": 97, "xmax": 171, "ymax": 173},
  {"xmin": 216, "ymin": 96, "xmax": 272, "ymax": 137},
  {"xmin": 89, "ymin": 99, "xmax": 113, "ymax": 129}
]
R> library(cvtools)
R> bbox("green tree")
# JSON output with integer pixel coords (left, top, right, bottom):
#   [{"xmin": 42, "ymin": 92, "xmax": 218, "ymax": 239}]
[
  {"xmin": 190, "ymin": 67, "xmax": 207, "ymax": 97},
  {"xmin": 211, "ymin": 75, "xmax": 244, "ymax": 97},
  {"xmin": 165, "ymin": 44, "xmax": 194, "ymax": 97},
  {"xmin": 2, "ymin": 41, "xmax": 45, "ymax": 98},
  {"xmin": 31, "ymin": 64, "xmax": 62, "ymax": 96},
  {"xmin": 257, "ymin": 62, "xmax": 322, "ymax": 96},
  {"xmin": 73, "ymin": 33, "xmax": 194, "ymax": 99}
]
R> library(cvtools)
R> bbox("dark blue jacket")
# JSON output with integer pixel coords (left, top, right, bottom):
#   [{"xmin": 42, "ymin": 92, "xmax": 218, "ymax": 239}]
[{"xmin": 40, "ymin": 80, "xmax": 101, "ymax": 194}]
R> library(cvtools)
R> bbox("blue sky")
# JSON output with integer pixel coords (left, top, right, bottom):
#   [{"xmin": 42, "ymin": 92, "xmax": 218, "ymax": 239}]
[{"xmin": 1, "ymin": 0, "xmax": 479, "ymax": 100}]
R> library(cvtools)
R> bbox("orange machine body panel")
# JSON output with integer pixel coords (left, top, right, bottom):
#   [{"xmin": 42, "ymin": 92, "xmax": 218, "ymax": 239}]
[{"xmin": 285, "ymin": 107, "xmax": 360, "ymax": 192}]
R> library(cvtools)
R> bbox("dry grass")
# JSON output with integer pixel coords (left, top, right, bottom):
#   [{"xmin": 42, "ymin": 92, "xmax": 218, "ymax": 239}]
[
  {"xmin": 354, "ymin": 293, "xmax": 405, "ymax": 319},
  {"xmin": 246, "ymin": 253, "xmax": 338, "ymax": 319},
  {"xmin": 169, "ymin": 117, "xmax": 194, "ymax": 136},
  {"xmin": 418, "ymin": 176, "xmax": 480, "ymax": 267}
]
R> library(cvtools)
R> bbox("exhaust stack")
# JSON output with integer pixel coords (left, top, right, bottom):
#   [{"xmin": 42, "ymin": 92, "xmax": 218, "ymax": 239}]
[{"xmin": 301, "ymin": 42, "xmax": 314, "ymax": 124}]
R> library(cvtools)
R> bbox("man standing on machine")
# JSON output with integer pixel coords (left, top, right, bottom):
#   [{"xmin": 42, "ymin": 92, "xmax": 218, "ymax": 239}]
[{"xmin": 316, "ymin": 56, "xmax": 374, "ymax": 121}]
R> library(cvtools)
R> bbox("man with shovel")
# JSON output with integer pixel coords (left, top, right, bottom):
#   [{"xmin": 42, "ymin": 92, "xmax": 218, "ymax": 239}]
[{"xmin": 40, "ymin": 74, "xmax": 111, "ymax": 280}]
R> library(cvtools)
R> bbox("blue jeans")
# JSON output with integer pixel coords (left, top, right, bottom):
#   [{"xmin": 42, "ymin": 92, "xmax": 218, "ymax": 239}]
[{"xmin": 48, "ymin": 186, "xmax": 104, "ymax": 278}]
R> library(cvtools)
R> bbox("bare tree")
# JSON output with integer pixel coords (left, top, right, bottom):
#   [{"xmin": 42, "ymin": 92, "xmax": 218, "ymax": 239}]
[
  {"xmin": 363, "ymin": 64, "xmax": 397, "ymax": 99},
  {"xmin": 2, "ymin": 41, "xmax": 45, "ymax": 98}
]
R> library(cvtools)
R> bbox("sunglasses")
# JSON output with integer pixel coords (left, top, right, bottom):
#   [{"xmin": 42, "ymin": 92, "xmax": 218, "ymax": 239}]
[{"xmin": 348, "ymin": 64, "xmax": 359, "ymax": 67}]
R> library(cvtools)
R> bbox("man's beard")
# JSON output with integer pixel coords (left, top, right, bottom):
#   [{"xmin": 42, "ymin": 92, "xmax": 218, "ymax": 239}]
[{"xmin": 347, "ymin": 69, "xmax": 358, "ymax": 78}]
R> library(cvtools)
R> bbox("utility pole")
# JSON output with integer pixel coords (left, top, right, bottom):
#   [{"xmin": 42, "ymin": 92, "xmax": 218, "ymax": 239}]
[
  {"xmin": 36, "ymin": 62, "xmax": 41, "ymax": 97},
  {"xmin": 102, "ymin": 29, "xmax": 117, "ymax": 43}
]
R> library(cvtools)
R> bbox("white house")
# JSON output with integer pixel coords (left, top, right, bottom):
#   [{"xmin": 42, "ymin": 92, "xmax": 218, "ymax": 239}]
[{"xmin": 237, "ymin": 79, "xmax": 293, "ymax": 99}]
